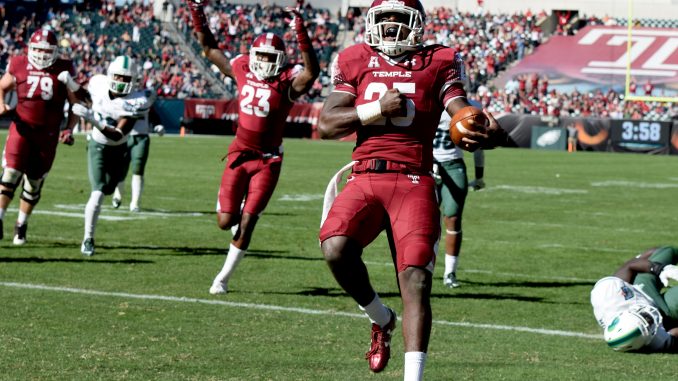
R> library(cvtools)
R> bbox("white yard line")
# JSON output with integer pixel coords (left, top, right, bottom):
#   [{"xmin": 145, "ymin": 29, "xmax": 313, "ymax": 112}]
[{"xmin": 0, "ymin": 281, "xmax": 599, "ymax": 340}]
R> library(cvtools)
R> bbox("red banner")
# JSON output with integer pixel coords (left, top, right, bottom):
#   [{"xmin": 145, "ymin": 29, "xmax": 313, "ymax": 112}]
[{"xmin": 500, "ymin": 26, "xmax": 678, "ymax": 91}]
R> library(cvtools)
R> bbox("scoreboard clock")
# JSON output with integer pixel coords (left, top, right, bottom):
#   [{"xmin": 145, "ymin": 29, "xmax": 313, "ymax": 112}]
[{"xmin": 610, "ymin": 120, "xmax": 670, "ymax": 153}]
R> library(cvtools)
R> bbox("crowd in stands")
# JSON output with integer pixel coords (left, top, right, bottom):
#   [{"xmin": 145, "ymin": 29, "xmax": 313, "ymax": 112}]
[
  {"xmin": 174, "ymin": 1, "xmax": 341, "ymax": 102},
  {"xmin": 0, "ymin": 1, "xmax": 214, "ymax": 98},
  {"xmin": 0, "ymin": 1, "xmax": 674, "ymax": 120},
  {"xmin": 471, "ymin": 74, "xmax": 677, "ymax": 121}
]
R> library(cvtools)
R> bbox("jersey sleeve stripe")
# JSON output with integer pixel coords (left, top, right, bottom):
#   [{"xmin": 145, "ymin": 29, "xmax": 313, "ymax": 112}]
[{"xmin": 331, "ymin": 90, "xmax": 357, "ymax": 97}]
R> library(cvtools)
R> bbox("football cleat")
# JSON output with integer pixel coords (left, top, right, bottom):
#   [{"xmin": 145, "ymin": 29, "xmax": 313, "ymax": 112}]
[
  {"xmin": 469, "ymin": 178, "xmax": 485, "ymax": 191},
  {"xmin": 81, "ymin": 238, "xmax": 95, "ymax": 257},
  {"xmin": 112, "ymin": 197, "xmax": 121, "ymax": 209},
  {"xmin": 13, "ymin": 223, "xmax": 27, "ymax": 245},
  {"xmin": 443, "ymin": 272, "xmax": 460, "ymax": 288},
  {"xmin": 130, "ymin": 206, "xmax": 140, "ymax": 213},
  {"xmin": 365, "ymin": 308, "xmax": 396, "ymax": 373},
  {"xmin": 209, "ymin": 281, "xmax": 228, "ymax": 295}
]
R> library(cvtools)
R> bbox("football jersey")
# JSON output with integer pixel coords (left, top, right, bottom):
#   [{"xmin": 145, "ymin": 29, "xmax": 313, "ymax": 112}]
[
  {"xmin": 432, "ymin": 111, "xmax": 463, "ymax": 162},
  {"xmin": 230, "ymin": 54, "xmax": 301, "ymax": 153},
  {"xmin": 88, "ymin": 74, "xmax": 153, "ymax": 146},
  {"xmin": 8, "ymin": 55, "xmax": 74, "ymax": 129},
  {"xmin": 332, "ymin": 43, "xmax": 467, "ymax": 172},
  {"xmin": 590, "ymin": 276, "xmax": 656, "ymax": 328}
]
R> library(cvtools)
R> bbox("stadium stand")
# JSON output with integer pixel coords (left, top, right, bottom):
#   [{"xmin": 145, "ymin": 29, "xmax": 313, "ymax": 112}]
[{"xmin": 0, "ymin": 1, "xmax": 674, "ymax": 121}]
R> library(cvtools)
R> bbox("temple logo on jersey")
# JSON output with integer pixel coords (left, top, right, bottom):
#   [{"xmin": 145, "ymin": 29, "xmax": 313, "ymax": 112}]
[
  {"xmin": 620, "ymin": 285, "xmax": 635, "ymax": 300},
  {"xmin": 408, "ymin": 174, "xmax": 420, "ymax": 184},
  {"xmin": 372, "ymin": 71, "xmax": 413, "ymax": 78},
  {"xmin": 196, "ymin": 104, "xmax": 216, "ymax": 119},
  {"xmin": 368, "ymin": 56, "xmax": 380, "ymax": 68}
]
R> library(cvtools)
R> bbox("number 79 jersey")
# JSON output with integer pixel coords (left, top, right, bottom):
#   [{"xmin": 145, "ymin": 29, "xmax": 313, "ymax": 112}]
[
  {"xmin": 230, "ymin": 54, "xmax": 301, "ymax": 153},
  {"xmin": 332, "ymin": 43, "xmax": 467, "ymax": 171},
  {"xmin": 8, "ymin": 55, "xmax": 74, "ymax": 129}
]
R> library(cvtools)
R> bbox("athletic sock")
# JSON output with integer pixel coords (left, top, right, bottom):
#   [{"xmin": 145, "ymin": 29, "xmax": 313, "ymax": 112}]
[
  {"xmin": 0, "ymin": 208, "xmax": 6, "ymax": 220},
  {"xmin": 113, "ymin": 182, "xmax": 123, "ymax": 200},
  {"xmin": 404, "ymin": 352, "xmax": 427, "ymax": 381},
  {"xmin": 213, "ymin": 243, "xmax": 245, "ymax": 285},
  {"xmin": 84, "ymin": 191, "xmax": 104, "ymax": 239},
  {"xmin": 16, "ymin": 210, "xmax": 29, "ymax": 225},
  {"xmin": 444, "ymin": 254, "xmax": 459, "ymax": 276},
  {"xmin": 130, "ymin": 174, "xmax": 143, "ymax": 209},
  {"xmin": 359, "ymin": 294, "xmax": 392, "ymax": 327}
]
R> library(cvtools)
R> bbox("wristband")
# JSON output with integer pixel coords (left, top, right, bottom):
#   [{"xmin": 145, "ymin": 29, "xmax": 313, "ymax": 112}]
[
  {"xmin": 356, "ymin": 100, "xmax": 382, "ymax": 125},
  {"xmin": 295, "ymin": 25, "xmax": 312, "ymax": 51},
  {"xmin": 649, "ymin": 261, "xmax": 667, "ymax": 277}
]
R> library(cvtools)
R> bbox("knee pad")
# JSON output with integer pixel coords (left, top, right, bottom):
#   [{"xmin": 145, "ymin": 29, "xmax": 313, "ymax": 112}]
[
  {"xmin": 20, "ymin": 175, "xmax": 45, "ymax": 205},
  {"xmin": 1, "ymin": 168, "xmax": 23, "ymax": 198}
]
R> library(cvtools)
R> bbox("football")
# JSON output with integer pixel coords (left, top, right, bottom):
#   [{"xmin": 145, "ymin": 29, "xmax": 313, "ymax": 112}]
[{"xmin": 449, "ymin": 106, "xmax": 488, "ymax": 149}]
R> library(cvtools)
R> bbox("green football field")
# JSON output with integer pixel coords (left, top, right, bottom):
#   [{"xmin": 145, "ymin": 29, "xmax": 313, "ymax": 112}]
[{"xmin": 1, "ymin": 132, "xmax": 677, "ymax": 380}]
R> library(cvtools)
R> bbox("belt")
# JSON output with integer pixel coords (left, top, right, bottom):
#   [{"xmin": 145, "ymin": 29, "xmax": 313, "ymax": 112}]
[{"xmin": 352, "ymin": 159, "xmax": 424, "ymax": 174}]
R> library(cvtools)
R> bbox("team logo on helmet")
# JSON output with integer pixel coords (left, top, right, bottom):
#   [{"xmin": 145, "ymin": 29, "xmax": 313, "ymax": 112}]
[
  {"xmin": 249, "ymin": 33, "xmax": 286, "ymax": 79},
  {"xmin": 364, "ymin": 0, "xmax": 425, "ymax": 57},
  {"xmin": 604, "ymin": 304, "xmax": 662, "ymax": 352},
  {"xmin": 28, "ymin": 29, "xmax": 59, "ymax": 69},
  {"xmin": 107, "ymin": 55, "xmax": 139, "ymax": 95}
]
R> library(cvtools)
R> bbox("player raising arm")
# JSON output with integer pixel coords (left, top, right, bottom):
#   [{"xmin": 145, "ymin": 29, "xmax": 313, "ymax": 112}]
[
  {"xmin": 0, "ymin": 29, "xmax": 87, "ymax": 245},
  {"xmin": 188, "ymin": 0, "xmax": 319, "ymax": 294},
  {"xmin": 317, "ymin": 0, "xmax": 508, "ymax": 379}
]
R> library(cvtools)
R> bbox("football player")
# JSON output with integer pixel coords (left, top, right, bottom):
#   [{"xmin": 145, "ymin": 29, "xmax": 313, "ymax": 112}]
[
  {"xmin": 317, "ymin": 0, "xmax": 508, "ymax": 378},
  {"xmin": 591, "ymin": 246, "xmax": 678, "ymax": 352},
  {"xmin": 72, "ymin": 55, "xmax": 154, "ymax": 256},
  {"xmin": 187, "ymin": 0, "xmax": 319, "ymax": 295},
  {"xmin": 432, "ymin": 110, "xmax": 468, "ymax": 289},
  {"xmin": 0, "ymin": 28, "xmax": 86, "ymax": 245},
  {"xmin": 111, "ymin": 115, "xmax": 164, "ymax": 212}
]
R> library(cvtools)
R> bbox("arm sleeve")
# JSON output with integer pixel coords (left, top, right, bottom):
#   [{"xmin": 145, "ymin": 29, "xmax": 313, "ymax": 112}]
[{"xmin": 440, "ymin": 52, "xmax": 468, "ymax": 107}]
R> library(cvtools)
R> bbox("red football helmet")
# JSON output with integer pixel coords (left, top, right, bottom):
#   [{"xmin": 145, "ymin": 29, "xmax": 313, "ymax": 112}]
[
  {"xmin": 364, "ymin": 0, "xmax": 425, "ymax": 56},
  {"xmin": 28, "ymin": 29, "xmax": 59, "ymax": 69},
  {"xmin": 249, "ymin": 33, "xmax": 286, "ymax": 79}
]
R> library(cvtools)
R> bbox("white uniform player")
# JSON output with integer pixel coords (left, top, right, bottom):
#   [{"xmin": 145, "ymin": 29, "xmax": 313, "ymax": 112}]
[
  {"xmin": 433, "ymin": 111, "xmax": 467, "ymax": 288},
  {"xmin": 589, "ymin": 246, "xmax": 678, "ymax": 352},
  {"xmin": 591, "ymin": 277, "xmax": 674, "ymax": 351},
  {"xmin": 72, "ymin": 55, "xmax": 152, "ymax": 256}
]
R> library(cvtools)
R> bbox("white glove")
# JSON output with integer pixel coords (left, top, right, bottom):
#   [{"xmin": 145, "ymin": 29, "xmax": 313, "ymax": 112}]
[
  {"xmin": 72, "ymin": 103, "xmax": 105, "ymax": 131},
  {"xmin": 659, "ymin": 265, "xmax": 678, "ymax": 287},
  {"xmin": 153, "ymin": 124, "xmax": 165, "ymax": 136},
  {"xmin": 57, "ymin": 71, "xmax": 80, "ymax": 91},
  {"xmin": 72, "ymin": 103, "xmax": 94, "ymax": 121}
]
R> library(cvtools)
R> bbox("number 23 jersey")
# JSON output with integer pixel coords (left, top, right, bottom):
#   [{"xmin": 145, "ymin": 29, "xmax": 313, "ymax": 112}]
[
  {"xmin": 332, "ymin": 44, "xmax": 466, "ymax": 172},
  {"xmin": 230, "ymin": 54, "xmax": 301, "ymax": 153}
]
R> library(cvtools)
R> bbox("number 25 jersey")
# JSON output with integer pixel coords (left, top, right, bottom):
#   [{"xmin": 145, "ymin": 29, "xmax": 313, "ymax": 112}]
[{"xmin": 332, "ymin": 43, "xmax": 467, "ymax": 172}]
